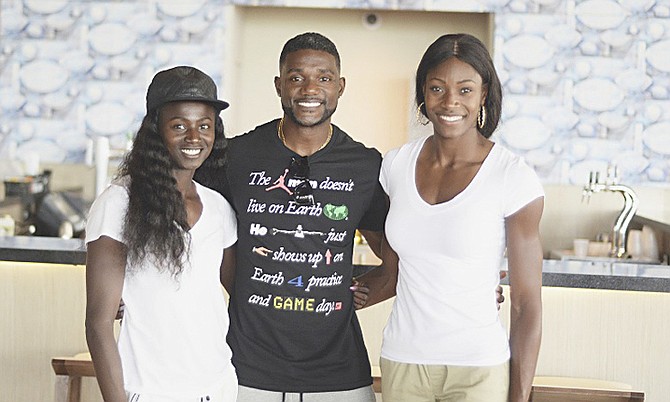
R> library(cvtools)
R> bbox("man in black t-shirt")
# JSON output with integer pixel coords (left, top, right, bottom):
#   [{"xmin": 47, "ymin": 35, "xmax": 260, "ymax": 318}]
[{"xmin": 196, "ymin": 32, "xmax": 387, "ymax": 402}]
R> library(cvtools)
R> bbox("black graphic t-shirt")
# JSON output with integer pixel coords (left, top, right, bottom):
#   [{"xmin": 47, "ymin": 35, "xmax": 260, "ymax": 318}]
[{"xmin": 197, "ymin": 119, "xmax": 387, "ymax": 393}]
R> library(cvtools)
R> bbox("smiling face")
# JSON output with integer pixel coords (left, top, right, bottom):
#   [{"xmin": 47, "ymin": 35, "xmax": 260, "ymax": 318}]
[
  {"xmin": 159, "ymin": 101, "xmax": 216, "ymax": 172},
  {"xmin": 423, "ymin": 57, "xmax": 487, "ymax": 140},
  {"xmin": 274, "ymin": 49, "xmax": 345, "ymax": 128}
]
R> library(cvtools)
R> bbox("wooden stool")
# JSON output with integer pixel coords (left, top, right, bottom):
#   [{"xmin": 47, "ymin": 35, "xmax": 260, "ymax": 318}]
[{"xmin": 51, "ymin": 352, "xmax": 95, "ymax": 402}]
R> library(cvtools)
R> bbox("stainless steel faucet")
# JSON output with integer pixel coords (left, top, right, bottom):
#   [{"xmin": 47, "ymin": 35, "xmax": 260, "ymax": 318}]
[{"xmin": 582, "ymin": 166, "xmax": 639, "ymax": 258}]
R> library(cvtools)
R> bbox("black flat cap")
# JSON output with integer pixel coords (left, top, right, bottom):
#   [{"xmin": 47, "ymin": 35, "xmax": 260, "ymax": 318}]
[{"xmin": 146, "ymin": 66, "xmax": 229, "ymax": 113}]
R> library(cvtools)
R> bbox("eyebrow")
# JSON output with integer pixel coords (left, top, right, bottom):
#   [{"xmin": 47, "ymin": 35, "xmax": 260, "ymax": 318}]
[
  {"xmin": 286, "ymin": 67, "xmax": 336, "ymax": 75},
  {"xmin": 428, "ymin": 77, "xmax": 477, "ymax": 85}
]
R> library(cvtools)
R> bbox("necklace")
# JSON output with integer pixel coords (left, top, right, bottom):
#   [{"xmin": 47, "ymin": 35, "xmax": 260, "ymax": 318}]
[{"xmin": 278, "ymin": 117, "xmax": 333, "ymax": 153}]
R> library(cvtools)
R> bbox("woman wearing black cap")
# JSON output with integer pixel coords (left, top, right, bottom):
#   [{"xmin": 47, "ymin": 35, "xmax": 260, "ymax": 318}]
[{"xmin": 85, "ymin": 66, "xmax": 237, "ymax": 402}]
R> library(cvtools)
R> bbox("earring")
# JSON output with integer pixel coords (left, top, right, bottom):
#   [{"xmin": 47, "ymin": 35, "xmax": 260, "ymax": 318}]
[
  {"xmin": 477, "ymin": 105, "xmax": 487, "ymax": 129},
  {"xmin": 416, "ymin": 102, "xmax": 429, "ymax": 126}
]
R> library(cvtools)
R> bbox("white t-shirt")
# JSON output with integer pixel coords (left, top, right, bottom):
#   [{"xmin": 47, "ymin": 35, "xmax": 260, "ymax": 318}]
[
  {"xmin": 380, "ymin": 137, "xmax": 544, "ymax": 366},
  {"xmin": 86, "ymin": 179, "xmax": 238, "ymax": 399}
]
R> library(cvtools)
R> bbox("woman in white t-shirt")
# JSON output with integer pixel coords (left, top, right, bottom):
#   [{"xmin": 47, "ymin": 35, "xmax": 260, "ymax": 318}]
[
  {"xmin": 85, "ymin": 66, "xmax": 238, "ymax": 402},
  {"xmin": 359, "ymin": 34, "xmax": 544, "ymax": 402}
]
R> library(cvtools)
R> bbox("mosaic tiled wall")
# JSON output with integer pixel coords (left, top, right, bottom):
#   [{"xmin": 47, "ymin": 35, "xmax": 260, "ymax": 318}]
[
  {"xmin": 1, "ymin": 0, "xmax": 669, "ymax": 186},
  {"xmin": 0, "ymin": 0, "xmax": 227, "ymax": 169}
]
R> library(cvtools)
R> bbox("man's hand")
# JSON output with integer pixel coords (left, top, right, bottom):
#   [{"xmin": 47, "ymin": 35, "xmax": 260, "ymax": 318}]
[
  {"xmin": 350, "ymin": 280, "xmax": 369, "ymax": 310},
  {"xmin": 115, "ymin": 299, "xmax": 125, "ymax": 321},
  {"xmin": 497, "ymin": 271, "xmax": 506, "ymax": 310}
]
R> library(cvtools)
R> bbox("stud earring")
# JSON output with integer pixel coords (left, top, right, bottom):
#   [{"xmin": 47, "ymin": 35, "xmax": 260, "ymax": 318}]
[
  {"xmin": 416, "ymin": 102, "xmax": 429, "ymax": 126},
  {"xmin": 477, "ymin": 105, "xmax": 486, "ymax": 129}
]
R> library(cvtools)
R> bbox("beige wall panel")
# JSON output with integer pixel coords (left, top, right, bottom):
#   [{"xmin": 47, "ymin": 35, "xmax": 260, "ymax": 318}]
[
  {"xmin": 533, "ymin": 287, "xmax": 670, "ymax": 402},
  {"xmin": 356, "ymin": 297, "xmax": 395, "ymax": 369},
  {"xmin": 1, "ymin": 261, "xmax": 102, "ymax": 402}
]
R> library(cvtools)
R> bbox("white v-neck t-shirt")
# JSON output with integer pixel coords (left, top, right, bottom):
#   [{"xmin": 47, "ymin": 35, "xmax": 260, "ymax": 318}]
[
  {"xmin": 86, "ymin": 179, "xmax": 238, "ymax": 398},
  {"xmin": 380, "ymin": 136, "xmax": 544, "ymax": 366}
]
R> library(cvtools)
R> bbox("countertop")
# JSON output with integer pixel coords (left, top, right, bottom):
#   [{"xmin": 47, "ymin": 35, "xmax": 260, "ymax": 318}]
[
  {"xmin": 534, "ymin": 259, "xmax": 670, "ymax": 293},
  {"xmin": 2, "ymin": 236, "xmax": 669, "ymax": 293},
  {"xmin": 0, "ymin": 236, "xmax": 86, "ymax": 265}
]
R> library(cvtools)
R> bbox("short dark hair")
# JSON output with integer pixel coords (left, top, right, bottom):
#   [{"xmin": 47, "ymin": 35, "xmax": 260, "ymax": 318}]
[
  {"xmin": 279, "ymin": 32, "xmax": 341, "ymax": 72},
  {"xmin": 415, "ymin": 33, "xmax": 502, "ymax": 138}
]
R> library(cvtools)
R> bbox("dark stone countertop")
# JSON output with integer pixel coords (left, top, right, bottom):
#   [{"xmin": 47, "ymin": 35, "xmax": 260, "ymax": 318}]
[
  {"xmin": 2, "ymin": 237, "xmax": 669, "ymax": 293},
  {"xmin": 538, "ymin": 271, "xmax": 670, "ymax": 292},
  {"xmin": 0, "ymin": 236, "xmax": 86, "ymax": 265},
  {"xmin": 535, "ymin": 259, "xmax": 670, "ymax": 293}
]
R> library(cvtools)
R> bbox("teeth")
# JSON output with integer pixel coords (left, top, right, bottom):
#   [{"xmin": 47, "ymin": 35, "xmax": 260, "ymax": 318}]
[
  {"xmin": 298, "ymin": 101, "xmax": 321, "ymax": 108},
  {"xmin": 440, "ymin": 115, "xmax": 463, "ymax": 122},
  {"xmin": 181, "ymin": 148, "xmax": 201, "ymax": 156}
]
